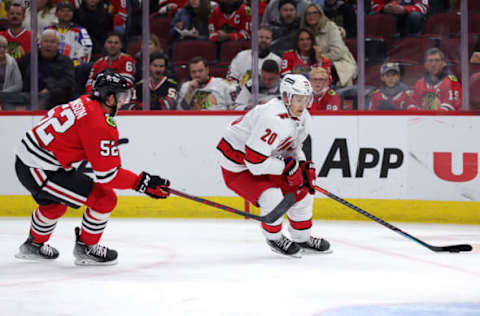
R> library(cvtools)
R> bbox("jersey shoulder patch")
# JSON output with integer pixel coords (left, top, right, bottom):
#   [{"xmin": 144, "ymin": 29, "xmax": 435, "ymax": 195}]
[
  {"xmin": 448, "ymin": 74, "xmax": 458, "ymax": 82},
  {"xmin": 105, "ymin": 113, "xmax": 117, "ymax": 128},
  {"xmin": 328, "ymin": 89, "xmax": 336, "ymax": 96}
]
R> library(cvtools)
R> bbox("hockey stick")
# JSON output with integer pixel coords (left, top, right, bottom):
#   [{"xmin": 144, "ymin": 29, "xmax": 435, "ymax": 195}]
[
  {"xmin": 168, "ymin": 188, "xmax": 295, "ymax": 223},
  {"xmin": 314, "ymin": 185, "xmax": 472, "ymax": 253}
]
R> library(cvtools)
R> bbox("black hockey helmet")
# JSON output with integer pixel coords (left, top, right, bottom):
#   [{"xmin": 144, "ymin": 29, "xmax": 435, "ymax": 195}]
[{"xmin": 92, "ymin": 69, "xmax": 130, "ymax": 104}]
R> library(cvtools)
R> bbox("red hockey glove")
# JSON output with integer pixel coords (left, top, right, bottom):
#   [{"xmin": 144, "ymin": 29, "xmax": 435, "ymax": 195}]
[
  {"xmin": 300, "ymin": 161, "xmax": 316, "ymax": 194},
  {"xmin": 135, "ymin": 172, "xmax": 170, "ymax": 199},
  {"xmin": 283, "ymin": 158, "xmax": 303, "ymax": 187}
]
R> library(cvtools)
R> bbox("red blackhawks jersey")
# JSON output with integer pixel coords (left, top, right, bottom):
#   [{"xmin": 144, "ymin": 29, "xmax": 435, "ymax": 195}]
[
  {"xmin": 217, "ymin": 97, "xmax": 310, "ymax": 175},
  {"xmin": 371, "ymin": 0, "xmax": 429, "ymax": 14},
  {"xmin": 369, "ymin": 83, "xmax": 411, "ymax": 110},
  {"xmin": 309, "ymin": 87, "xmax": 341, "ymax": 111},
  {"xmin": 15, "ymin": 95, "xmax": 138, "ymax": 189},
  {"xmin": 85, "ymin": 53, "xmax": 136, "ymax": 93},
  {"xmin": 407, "ymin": 72, "xmax": 462, "ymax": 111},
  {"xmin": 0, "ymin": 28, "xmax": 31, "ymax": 60},
  {"xmin": 280, "ymin": 50, "xmax": 332, "ymax": 81},
  {"xmin": 208, "ymin": 3, "xmax": 251, "ymax": 42}
]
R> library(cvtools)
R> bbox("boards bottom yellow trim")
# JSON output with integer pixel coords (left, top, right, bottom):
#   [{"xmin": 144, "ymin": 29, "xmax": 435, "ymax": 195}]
[{"xmin": 0, "ymin": 195, "xmax": 479, "ymax": 224}]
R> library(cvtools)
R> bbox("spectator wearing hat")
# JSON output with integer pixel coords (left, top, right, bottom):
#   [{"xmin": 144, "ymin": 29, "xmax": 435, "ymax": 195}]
[
  {"xmin": 407, "ymin": 48, "xmax": 462, "ymax": 111},
  {"xmin": 44, "ymin": 1, "xmax": 93, "ymax": 67},
  {"xmin": 262, "ymin": 0, "xmax": 309, "ymax": 28},
  {"xmin": 268, "ymin": 0, "xmax": 301, "ymax": 56},
  {"xmin": 309, "ymin": 66, "xmax": 341, "ymax": 111},
  {"xmin": 233, "ymin": 59, "xmax": 281, "ymax": 110},
  {"xmin": 369, "ymin": 62, "xmax": 411, "ymax": 110}
]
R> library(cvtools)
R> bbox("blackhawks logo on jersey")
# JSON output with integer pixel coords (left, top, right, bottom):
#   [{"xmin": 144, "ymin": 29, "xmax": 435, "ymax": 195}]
[
  {"xmin": 192, "ymin": 90, "xmax": 217, "ymax": 110},
  {"xmin": 105, "ymin": 114, "xmax": 117, "ymax": 128}
]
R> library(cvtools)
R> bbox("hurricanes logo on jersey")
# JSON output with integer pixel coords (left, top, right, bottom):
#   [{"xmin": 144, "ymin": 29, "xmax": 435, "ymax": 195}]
[{"xmin": 105, "ymin": 114, "xmax": 117, "ymax": 128}]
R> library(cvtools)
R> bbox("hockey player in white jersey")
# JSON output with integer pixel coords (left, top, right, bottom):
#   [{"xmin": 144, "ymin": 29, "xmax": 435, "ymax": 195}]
[{"xmin": 216, "ymin": 74, "xmax": 331, "ymax": 257}]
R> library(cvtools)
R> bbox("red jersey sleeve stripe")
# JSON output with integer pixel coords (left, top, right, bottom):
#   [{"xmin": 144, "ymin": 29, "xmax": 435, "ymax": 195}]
[{"xmin": 245, "ymin": 146, "xmax": 268, "ymax": 164}]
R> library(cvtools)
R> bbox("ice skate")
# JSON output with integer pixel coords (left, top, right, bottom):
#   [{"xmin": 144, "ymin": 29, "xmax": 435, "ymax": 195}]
[
  {"xmin": 73, "ymin": 227, "xmax": 118, "ymax": 266},
  {"xmin": 266, "ymin": 235, "xmax": 301, "ymax": 258},
  {"xmin": 297, "ymin": 236, "xmax": 332, "ymax": 254},
  {"xmin": 15, "ymin": 234, "xmax": 59, "ymax": 261}
]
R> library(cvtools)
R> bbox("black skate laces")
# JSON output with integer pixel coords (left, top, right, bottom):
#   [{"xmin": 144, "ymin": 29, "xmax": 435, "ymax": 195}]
[{"xmin": 86, "ymin": 244, "xmax": 108, "ymax": 258}]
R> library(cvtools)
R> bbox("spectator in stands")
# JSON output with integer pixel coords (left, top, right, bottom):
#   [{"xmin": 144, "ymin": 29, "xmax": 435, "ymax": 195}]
[
  {"xmin": 105, "ymin": 0, "xmax": 128, "ymax": 35},
  {"xmin": 178, "ymin": 56, "xmax": 235, "ymax": 110},
  {"xmin": 74, "ymin": 0, "xmax": 113, "ymax": 56},
  {"xmin": 170, "ymin": 0, "xmax": 211, "ymax": 41},
  {"xmin": 18, "ymin": 29, "xmax": 75, "ymax": 109},
  {"xmin": 135, "ymin": 52, "xmax": 178, "ymax": 110},
  {"xmin": 280, "ymin": 28, "xmax": 332, "ymax": 79},
  {"xmin": 309, "ymin": 66, "xmax": 341, "ymax": 111},
  {"xmin": 24, "ymin": 0, "xmax": 57, "ymax": 37},
  {"xmin": 371, "ymin": 0, "xmax": 429, "ymax": 37},
  {"xmin": 368, "ymin": 62, "xmax": 411, "ymax": 110},
  {"xmin": 208, "ymin": 0, "xmax": 251, "ymax": 43},
  {"xmin": 322, "ymin": 0, "xmax": 356, "ymax": 38},
  {"xmin": 85, "ymin": 32, "xmax": 135, "ymax": 93},
  {"xmin": 0, "ymin": 35, "xmax": 22, "ymax": 93},
  {"xmin": 233, "ymin": 59, "xmax": 280, "ymax": 110},
  {"xmin": 268, "ymin": 0, "xmax": 300, "ymax": 56},
  {"xmin": 470, "ymin": 72, "xmax": 480, "ymax": 110},
  {"xmin": 408, "ymin": 48, "xmax": 461, "ymax": 111},
  {"xmin": 0, "ymin": 3, "xmax": 30, "ymax": 60},
  {"xmin": 134, "ymin": 33, "xmax": 171, "ymax": 82},
  {"xmin": 301, "ymin": 3, "xmax": 356, "ymax": 87},
  {"xmin": 262, "ymin": 0, "xmax": 309, "ymax": 29},
  {"xmin": 227, "ymin": 26, "xmax": 281, "ymax": 87},
  {"xmin": 44, "ymin": 1, "xmax": 92, "ymax": 67},
  {"xmin": 470, "ymin": 34, "xmax": 480, "ymax": 64},
  {"xmin": 156, "ymin": 0, "xmax": 188, "ymax": 17}
]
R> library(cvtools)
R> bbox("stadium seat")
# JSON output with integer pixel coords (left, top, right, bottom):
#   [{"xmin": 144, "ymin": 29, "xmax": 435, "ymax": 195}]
[
  {"xmin": 172, "ymin": 40, "xmax": 217, "ymax": 66},
  {"xmin": 365, "ymin": 38, "xmax": 386, "ymax": 64},
  {"xmin": 345, "ymin": 38, "xmax": 357, "ymax": 60},
  {"xmin": 209, "ymin": 64, "xmax": 229, "ymax": 79},
  {"xmin": 387, "ymin": 37, "xmax": 436, "ymax": 64},
  {"xmin": 174, "ymin": 66, "xmax": 190, "ymax": 86},
  {"xmin": 439, "ymin": 36, "xmax": 476, "ymax": 64},
  {"xmin": 219, "ymin": 40, "xmax": 251, "ymax": 64},
  {"xmin": 455, "ymin": 0, "xmax": 480, "ymax": 12},
  {"xmin": 423, "ymin": 12, "xmax": 460, "ymax": 38},
  {"xmin": 365, "ymin": 15, "xmax": 396, "ymax": 40},
  {"xmin": 468, "ymin": 13, "xmax": 480, "ymax": 34},
  {"xmin": 365, "ymin": 64, "xmax": 383, "ymax": 88},
  {"xmin": 149, "ymin": 16, "xmax": 172, "ymax": 42}
]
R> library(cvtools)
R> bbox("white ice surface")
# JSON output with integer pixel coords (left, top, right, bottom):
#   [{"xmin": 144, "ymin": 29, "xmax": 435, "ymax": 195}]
[{"xmin": 1, "ymin": 218, "xmax": 479, "ymax": 316}]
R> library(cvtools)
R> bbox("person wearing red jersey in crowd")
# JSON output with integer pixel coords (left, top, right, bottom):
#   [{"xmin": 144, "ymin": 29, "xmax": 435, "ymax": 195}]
[
  {"xmin": 14, "ymin": 70, "xmax": 171, "ymax": 265},
  {"xmin": 280, "ymin": 28, "xmax": 332, "ymax": 80},
  {"xmin": 208, "ymin": 0, "xmax": 251, "ymax": 43},
  {"xmin": 217, "ymin": 74, "xmax": 331, "ymax": 257},
  {"xmin": 407, "ymin": 48, "xmax": 462, "ymax": 111},
  {"xmin": 371, "ymin": 0, "xmax": 429, "ymax": 37},
  {"xmin": 85, "ymin": 32, "xmax": 135, "ymax": 94},
  {"xmin": 369, "ymin": 62, "xmax": 411, "ymax": 110},
  {"xmin": 0, "ymin": 3, "xmax": 30, "ymax": 60},
  {"xmin": 309, "ymin": 67, "xmax": 341, "ymax": 111}
]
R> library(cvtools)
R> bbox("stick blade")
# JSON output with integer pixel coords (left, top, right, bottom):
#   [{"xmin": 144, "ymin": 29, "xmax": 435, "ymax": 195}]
[
  {"xmin": 434, "ymin": 244, "xmax": 473, "ymax": 253},
  {"xmin": 262, "ymin": 193, "xmax": 296, "ymax": 223}
]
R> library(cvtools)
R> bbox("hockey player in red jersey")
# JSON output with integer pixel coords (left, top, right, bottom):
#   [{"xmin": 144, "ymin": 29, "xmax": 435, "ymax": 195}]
[
  {"xmin": 407, "ymin": 48, "xmax": 462, "ymax": 111},
  {"xmin": 14, "ymin": 70, "xmax": 171, "ymax": 266},
  {"xmin": 309, "ymin": 67, "xmax": 341, "ymax": 111},
  {"xmin": 217, "ymin": 74, "xmax": 331, "ymax": 257}
]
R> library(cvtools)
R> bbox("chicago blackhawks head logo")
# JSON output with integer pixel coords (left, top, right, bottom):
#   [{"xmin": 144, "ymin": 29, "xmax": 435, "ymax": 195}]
[{"xmin": 105, "ymin": 114, "xmax": 117, "ymax": 128}]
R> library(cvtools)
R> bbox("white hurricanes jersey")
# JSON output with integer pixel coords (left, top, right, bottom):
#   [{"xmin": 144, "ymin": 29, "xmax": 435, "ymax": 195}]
[
  {"xmin": 227, "ymin": 49, "xmax": 282, "ymax": 86},
  {"xmin": 217, "ymin": 97, "xmax": 310, "ymax": 175},
  {"xmin": 178, "ymin": 77, "xmax": 236, "ymax": 110}
]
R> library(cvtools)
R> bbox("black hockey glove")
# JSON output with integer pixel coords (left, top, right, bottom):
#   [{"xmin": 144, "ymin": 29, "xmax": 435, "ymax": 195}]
[{"xmin": 135, "ymin": 172, "xmax": 170, "ymax": 199}]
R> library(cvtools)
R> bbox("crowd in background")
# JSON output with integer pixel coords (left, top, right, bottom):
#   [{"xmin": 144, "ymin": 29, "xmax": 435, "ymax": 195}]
[{"xmin": 0, "ymin": 0, "xmax": 478, "ymax": 111}]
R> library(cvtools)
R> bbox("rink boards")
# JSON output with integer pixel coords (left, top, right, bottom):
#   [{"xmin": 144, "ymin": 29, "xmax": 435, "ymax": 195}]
[{"xmin": 0, "ymin": 112, "xmax": 479, "ymax": 223}]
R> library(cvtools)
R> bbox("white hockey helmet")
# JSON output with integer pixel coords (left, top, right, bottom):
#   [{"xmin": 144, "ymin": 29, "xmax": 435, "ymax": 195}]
[{"xmin": 280, "ymin": 74, "xmax": 313, "ymax": 107}]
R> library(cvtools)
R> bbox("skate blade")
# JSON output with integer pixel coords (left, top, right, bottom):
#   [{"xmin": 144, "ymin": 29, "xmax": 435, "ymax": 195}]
[
  {"xmin": 300, "ymin": 248, "xmax": 333, "ymax": 255},
  {"xmin": 74, "ymin": 258, "xmax": 118, "ymax": 266},
  {"xmin": 270, "ymin": 248, "xmax": 302, "ymax": 258},
  {"xmin": 14, "ymin": 252, "xmax": 57, "ymax": 261}
]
